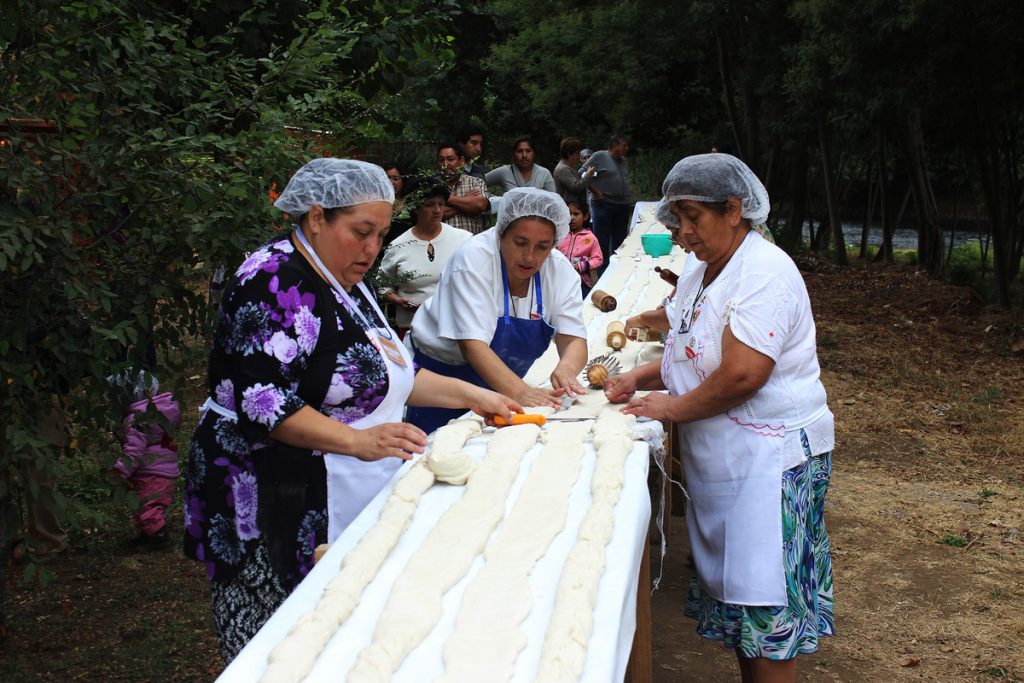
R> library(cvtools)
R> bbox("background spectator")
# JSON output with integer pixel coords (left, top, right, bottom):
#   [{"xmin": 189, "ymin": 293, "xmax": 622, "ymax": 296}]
[
  {"xmin": 485, "ymin": 136, "xmax": 556, "ymax": 193},
  {"xmin": 553, "ymin": 136, "xmax": 597, "ymax": 205},
  {"xmin": 379, "ymin": 177, "xmax": 472, "ymax": 336}
]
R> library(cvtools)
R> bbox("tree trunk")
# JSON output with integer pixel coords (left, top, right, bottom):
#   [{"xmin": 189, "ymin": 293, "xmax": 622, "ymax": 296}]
[
  {"xmin": 947, "ymin": 167, "xmax": 960, "ymax": 264},
  {"xmin": 861, "ymin": 159, "xmax": 875, "ymax": 260},
  {"xmin": 715, "ymin": 27, "xmax": 746, "ymax": 160},
  {"xmin": 973, "ymin": 142, "xmax": 1015, "ymax": 307},
  {"xmin": 874, "ymin": 123, "xmax": 895, "ymax": 263},
  {"xmin": 895, "ymin": 107, "xmax": 944, "ymax": 273},
  {"xmin": 780, "ymin": 144, "xmax": 808, "ymax": 252},
  {"xmin": 818, "ymin": 116, "xmax": 848, "ymax": 265}
]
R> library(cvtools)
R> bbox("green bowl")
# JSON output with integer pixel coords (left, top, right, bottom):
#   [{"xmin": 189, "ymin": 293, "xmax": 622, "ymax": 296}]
[{"xmin": 641, "ymin": 233, "xmax": 674, "ymax": 257}]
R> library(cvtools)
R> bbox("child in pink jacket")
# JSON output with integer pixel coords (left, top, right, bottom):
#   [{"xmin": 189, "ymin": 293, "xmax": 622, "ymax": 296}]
[
  {"xmin": 109, "ymin": 371, "xmax": 181, "ymax": 550},
  {"xmin": 556, "ymin": 198, "xmax": 604, "ymax": 296}
]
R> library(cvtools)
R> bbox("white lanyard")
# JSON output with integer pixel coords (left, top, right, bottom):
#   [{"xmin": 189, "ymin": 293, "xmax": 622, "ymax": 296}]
[{"xmin": 294, "ymin": 226, "xmax": 390, "ymax": 339}]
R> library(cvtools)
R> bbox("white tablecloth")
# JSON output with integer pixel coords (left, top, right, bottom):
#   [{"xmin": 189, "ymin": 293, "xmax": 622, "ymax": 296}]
[{"xmin": 219, "ymin": 431, "xmax": 653, "ymax": 682}]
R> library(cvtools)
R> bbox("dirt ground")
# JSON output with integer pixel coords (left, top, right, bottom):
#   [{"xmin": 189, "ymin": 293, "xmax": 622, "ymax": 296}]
[{"xmin": 3, "ymin": 260, "xmax": 1022, "ymax": 682}]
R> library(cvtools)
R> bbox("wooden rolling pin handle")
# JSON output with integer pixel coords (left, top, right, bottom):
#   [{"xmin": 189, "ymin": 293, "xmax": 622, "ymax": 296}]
[
  {"xmin": 606, "ymin": 320, "xmax": 627, "ymax": 350},
  {"xmin": 590, "ymin": 289, "xmax": 617, "ymax": 312},
  {"xmin": 654, "ymin": 266, "xmax": 679, "ymax": 286}
]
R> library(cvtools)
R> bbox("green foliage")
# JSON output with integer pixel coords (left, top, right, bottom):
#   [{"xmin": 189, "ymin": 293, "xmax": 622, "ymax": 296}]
[
  {"xmin": 0, "ymin": 0, "xmax": 458, "ymax": 572},
  {"xmin": 485, "ymin": 0, "xmax": 712, "ymax": 150},
  {"xmin": 938, "ymin": 534, "xmax": 969, "ymax": 547}
]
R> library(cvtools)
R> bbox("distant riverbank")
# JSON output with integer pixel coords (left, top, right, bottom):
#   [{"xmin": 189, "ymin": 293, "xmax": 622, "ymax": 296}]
[{"xmin": 803, "ymin": 222, "xmax": 987, "ymax": 251}]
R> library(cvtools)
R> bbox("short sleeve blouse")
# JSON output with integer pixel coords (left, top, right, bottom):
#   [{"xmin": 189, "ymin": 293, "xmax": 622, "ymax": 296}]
[{"xmin": 409, "ymin": 229, "xmax": 587, "ymax": 365}]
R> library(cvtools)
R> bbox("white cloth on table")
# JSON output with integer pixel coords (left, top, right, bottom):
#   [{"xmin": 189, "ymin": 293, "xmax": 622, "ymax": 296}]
[{"xmin": 408, "ymin": 228, "xmax": 587, "ymax": 366}]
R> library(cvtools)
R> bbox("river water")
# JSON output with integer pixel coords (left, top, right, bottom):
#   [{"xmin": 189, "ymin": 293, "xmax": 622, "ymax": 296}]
[{"xmin": 802, "ymin": 222, "xmax": 987, "ymax": 251}]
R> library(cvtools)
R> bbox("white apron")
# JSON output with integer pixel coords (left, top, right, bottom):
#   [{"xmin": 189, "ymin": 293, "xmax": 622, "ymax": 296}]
[
  {"xmin": 294, "ymin": 228, "xmax": 416, "ymax": 543},
  {"xmin": 662, "ymin": 266, "xmax": 787, "ymax": 607}
]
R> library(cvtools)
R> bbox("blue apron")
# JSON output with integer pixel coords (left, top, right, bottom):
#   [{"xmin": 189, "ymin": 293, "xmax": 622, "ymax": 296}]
[{"xmin": 406, "ymin": 264, "xmax": 556, "ymax": 434}]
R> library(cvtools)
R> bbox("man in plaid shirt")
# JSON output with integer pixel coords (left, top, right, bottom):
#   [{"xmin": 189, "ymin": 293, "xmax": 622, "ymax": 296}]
[{"xmin": 438, "ymin": 143, "xmax": 491, "ymax": 234}]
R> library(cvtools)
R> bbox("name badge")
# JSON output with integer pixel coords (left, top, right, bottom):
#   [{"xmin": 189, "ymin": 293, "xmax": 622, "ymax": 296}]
[{"xmin": 375, "ymin": 333, "xmax": 408, "ymax": 368}]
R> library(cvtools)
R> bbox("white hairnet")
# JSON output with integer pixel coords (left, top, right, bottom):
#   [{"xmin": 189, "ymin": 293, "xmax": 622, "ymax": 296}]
[
  {"xmin": 273, "ymin": 158, "xmax": 394, "ymax": 215},
  {"xmin": 495, "ymin": 187, "xmax": 571, "ymax": 245},
  {"xmin": 662, "ymin": 153, "xmax": 770, "ymax": 224},
  {"xmin": 654, "ymin": 198, "xmax": 677, "ymax": 229}
]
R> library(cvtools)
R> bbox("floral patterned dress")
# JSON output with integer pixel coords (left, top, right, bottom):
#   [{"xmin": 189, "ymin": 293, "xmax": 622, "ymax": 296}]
[{"xmin": 184, "ymin": 233, "xmax": 391, "ymax": 591}]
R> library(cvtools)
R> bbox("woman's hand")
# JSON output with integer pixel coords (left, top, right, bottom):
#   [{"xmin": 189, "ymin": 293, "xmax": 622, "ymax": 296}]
[
  {"xmin": 621, "ymin": 392, "xmax": 677, "ymax": 422},
  {"xmin": 603, "ymin": 372, "xmax": 637, "ymax": 404},
  {"xmin": 349, "ymin": 422, "xmax": 427, "ymax": 462},
  {"xmin": 386, "ymin": 292, "xmax": 418, "ymax": 311},
  {"xmin": 515, "ymin": 386, "xmax": 565, "ymax": 409},
  {"xmin": 624, "ymin": 314, "xmax": 647, "ymax": 340},
  {"xmin": 467, "ymin": 387, "xmax": 521, "ymax": 425},
  {"xmin": 550, "ymin": 367, "xmax": 586, "ymax": 398}
]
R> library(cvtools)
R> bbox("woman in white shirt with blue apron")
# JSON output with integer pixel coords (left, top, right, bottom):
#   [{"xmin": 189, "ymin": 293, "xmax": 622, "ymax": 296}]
[
  {"xmin": 605, "ymin": 154, "xmax": 835, "ymax": 683},
  {"xmin": 405, "ymin": 187, "xmax": 589, "ymax": 435}
]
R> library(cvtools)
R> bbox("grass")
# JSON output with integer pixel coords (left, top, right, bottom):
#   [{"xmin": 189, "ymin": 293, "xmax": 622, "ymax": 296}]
[
  {"xmin": 983, "ymin": 666, "xmax": 1009, "ymax": 678},
  {"xmin": 973, "ymin": 385, "xmax": 1005, "ymax": 406},
  {"xmin": 939, "ymin": 534, "xmax": 969, "ymax": 547}
]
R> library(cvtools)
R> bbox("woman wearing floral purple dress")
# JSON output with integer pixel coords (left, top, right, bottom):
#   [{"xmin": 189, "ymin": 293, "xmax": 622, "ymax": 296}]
[{"xmin": 183, "ymin": 159, "xmax": 518, "ymax": 663}]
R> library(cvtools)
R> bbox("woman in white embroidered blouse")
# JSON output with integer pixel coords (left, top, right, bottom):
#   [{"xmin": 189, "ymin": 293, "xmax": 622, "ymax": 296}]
[{"xmin": 605, "ymin": 154, "xmax": 836, "ymax": 683}]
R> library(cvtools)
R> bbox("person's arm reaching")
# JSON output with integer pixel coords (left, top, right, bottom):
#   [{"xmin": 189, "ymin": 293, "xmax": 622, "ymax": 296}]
[
  {"xmin": 621, "ymin": 325, "xmax": 774, "ymax": 421},
  {"xmin": 406, "ymin": 368, "xmax": 520, "ymax": 422},
  {"xmin": 458, "ymin": 339, "xmax": 563, "ymax": 408},
  {"xmin": 549, "ymin": 333, "xmax": 587, "ymax": 397},
  {"xmin": 270, "ymin": 406, "xmax": 426, "ymax": 461}
]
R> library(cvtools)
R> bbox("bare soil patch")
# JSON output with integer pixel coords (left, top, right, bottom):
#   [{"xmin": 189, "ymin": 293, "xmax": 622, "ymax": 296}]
[{"xmin": 3, "ymin": 260, "xmax": 1022, "ymax": 681}]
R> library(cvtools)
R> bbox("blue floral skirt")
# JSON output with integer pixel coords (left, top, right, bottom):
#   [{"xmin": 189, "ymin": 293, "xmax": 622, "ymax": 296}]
[{"xmin": 683, "ymin": 451, "xmax": 835, "ymax": 660}]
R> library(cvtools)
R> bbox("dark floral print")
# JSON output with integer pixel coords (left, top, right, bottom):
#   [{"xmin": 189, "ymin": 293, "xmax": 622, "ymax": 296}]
[{"xmin": 184, "ymin": 233, "xmax": 392, "ymax": 586}]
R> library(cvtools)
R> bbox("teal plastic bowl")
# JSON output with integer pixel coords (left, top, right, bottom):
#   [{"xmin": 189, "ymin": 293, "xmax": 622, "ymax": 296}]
[{"xmin": 641, "ymin": 233, "xmax": 674, "ymax": 257}]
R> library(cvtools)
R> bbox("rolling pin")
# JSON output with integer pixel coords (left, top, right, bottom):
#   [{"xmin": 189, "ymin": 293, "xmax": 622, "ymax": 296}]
[
  {"xmin": 606, "ymin": 320, "xmax": 627, "ymax": 350},
  {"xmin": 654, "ymin": 266, "xmax": 679, "ymax": 286},
  {"xmin": 590, "ymin": 289, "xmax": 617, "ymax": 312}
]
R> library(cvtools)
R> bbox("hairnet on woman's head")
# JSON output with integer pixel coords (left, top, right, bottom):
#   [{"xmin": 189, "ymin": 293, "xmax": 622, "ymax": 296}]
[
  {"xmin": 495, "ymin": 187, "xmax": 571, "ymax": 244},
  {"xmin": 654, "ymin": 198, "xmax": 677, "ymax": 230},
  {"xmin": 273, "ymin": 158, "xmax": 395, "ymax": 215},
  {"xmin": 662, "ymin": 153, "xmax": 770, "ymax": 224}
]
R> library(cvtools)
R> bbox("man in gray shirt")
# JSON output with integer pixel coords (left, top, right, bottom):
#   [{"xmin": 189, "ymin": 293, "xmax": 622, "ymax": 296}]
[{"xmin": 583, "ymin": 134, "xmax": 633, "ymax": 269}]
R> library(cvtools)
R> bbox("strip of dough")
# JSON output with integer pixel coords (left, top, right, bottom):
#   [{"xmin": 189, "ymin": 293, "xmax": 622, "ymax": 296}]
[
  {"xmin": 533, "ymin": 408, "xmax": 635, "ymax": 682},
  {"xmin": 259, "ymin": 420, "xmax": 480, "ymax": 683},
  {"xmin": 346, "ymin": 424, "xmax": 541, "ymax": 682},
  {"xmin": 437, "ymin": 421, "xmax": 594, "ymax": 682}
]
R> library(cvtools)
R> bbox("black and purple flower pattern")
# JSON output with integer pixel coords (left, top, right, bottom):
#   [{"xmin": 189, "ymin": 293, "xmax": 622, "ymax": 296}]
[{"xmin": 184, "ymin": 233, "xmax": 392, "ymax": 586}]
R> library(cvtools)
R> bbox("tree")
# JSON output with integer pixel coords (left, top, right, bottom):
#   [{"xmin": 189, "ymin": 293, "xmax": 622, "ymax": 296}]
[{"xmin": 0, "ymin": 0, "xmax": 459, "ymax": 600}]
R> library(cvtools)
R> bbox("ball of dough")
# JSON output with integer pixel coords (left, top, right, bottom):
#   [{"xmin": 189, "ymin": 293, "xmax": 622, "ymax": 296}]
[{"xmin": 426, "ymin": 447, "xmax": 477, "ymax": 485}]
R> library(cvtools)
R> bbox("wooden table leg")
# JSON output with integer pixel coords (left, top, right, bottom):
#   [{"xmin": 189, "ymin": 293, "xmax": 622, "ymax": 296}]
[
  {"xmin": 663, "ymin": 424, "xmax": 672, "ymax": 542},
  {"xmin": 626, "ymin": 544, "xmax": 652, "ymax": 683}
]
